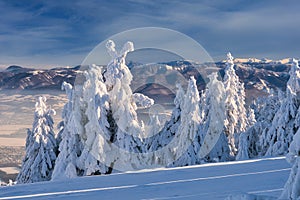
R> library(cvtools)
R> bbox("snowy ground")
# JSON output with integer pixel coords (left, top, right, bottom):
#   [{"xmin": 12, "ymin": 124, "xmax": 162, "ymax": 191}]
[{"xmin": 0, "ymin": 157, "xmax": 290, "ymax": 200}]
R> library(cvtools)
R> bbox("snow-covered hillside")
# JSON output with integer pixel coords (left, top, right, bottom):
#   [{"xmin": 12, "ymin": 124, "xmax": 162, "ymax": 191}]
[
  {"xmin": 0, "ymin": 157, "xmax": 290, "ymax": 200},
  {"xmin": 2, "ymin": 40, "xmax": 299, "ymax": 199}
]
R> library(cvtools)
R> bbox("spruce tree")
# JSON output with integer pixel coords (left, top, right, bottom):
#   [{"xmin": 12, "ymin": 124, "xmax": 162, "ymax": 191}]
[
  {"xmin": 103, "ymin": 40, "xmax": 154, "ymax": 171},
  {"xmin": 171, "ymin": 76, "xmax": 202, "ymax": 166},
  {"xmin": 280, "ymin": 122, "xmax": 300, "ymax": 199},
  {"xmin": 223, "ymin": 52, "xmax": 248, "ymax": 156},
  {"xmin": 52, "ymin": 83, "xmax": 84, "ymax": 180},
  {"xmin": 200, "ymin": 72, "xmax": 231, "ymax": 162},
  {"xmin": 77, "ymin": 64, "xmax": 111, "ymax": 175},
  {"xmin": 264, "ymin": 59, "xmax": 300, "ymax": 156},
  {"xmin": 17, "ymin": 96, "xmax": 57, "ymax": 183},
  {"xmin": 145, "ymin": 83, "xmax": 184, "ymax": 166}
]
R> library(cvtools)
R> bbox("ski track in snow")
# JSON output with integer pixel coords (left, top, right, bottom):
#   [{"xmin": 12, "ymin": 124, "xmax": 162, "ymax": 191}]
[{"xmin": 0, "ymin": 157, "xmax": 291, "ymax": 200}]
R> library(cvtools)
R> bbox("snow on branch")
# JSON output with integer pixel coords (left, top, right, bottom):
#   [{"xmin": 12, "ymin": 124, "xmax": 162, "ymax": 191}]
[
  {"xmin": 106, "ymin": 40, "xmax": 118, "ymax": 59},
  {"xmin": 132, "ymin": 93, "xmax": 154, "ymax": 108},
  {"xmin": 120, "ymin": 41, "xmax": 134, "ymax": 58},
  {"xmin": 227, "ymin": 52, "xmax": 234, "ymax": 65}
]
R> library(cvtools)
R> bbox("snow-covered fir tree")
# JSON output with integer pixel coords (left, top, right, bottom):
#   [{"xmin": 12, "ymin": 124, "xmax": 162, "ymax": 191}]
[
  {"xmin": 236, "ymin": 107, "xmax": 257, "ymax": 160},
  {"xmin": 280, "ymin": 123, "xmax": 300, "ymax": 199},
  {"xmin": 223, "ymin": 52, "xmax": 248, "ymax": 156},
  {"xmin": 53, "ymin": 66, "xmax": 113, "ymax": 178},
  {"xmin": 250, "ymin": 89, "xmax": 282, "ymax": 157},
  {"xmin": 146, "ymin": 111, "xmax": 163, "ymax": 138},
  {"xmin": 52, "ymin": 82, "xmax": 85, "ymax": 180},
  {"xmin": 223, "ymin": 52, "xmax": 239, "ymax": 155},
  {"xmin": 264, "ymin": 59, "xmax": 300, "ymax": 156},
  {"xmin": 199, "ymin": 72, "xmax": 231, "ymax": 162},
  {"xmin": 247, "ymin": 108, "xmax": 256, "ymax": 127},
  {"xmin": 170, "ymin": 76, "xmax": 203, "ymax": 166},
  {"xmin": 145, "ymin": 83, "xmax": 184, "ymax": 166},
  {"xmin": 53, "ymin": 40, "xmax": 156, "ymax": 177},
  {"xmin": 102, "ymin": 40, "xmax": 154, "ymax": 171},
  {"xmin": 134, "ymin": 93, "xmax": 156, "ymax": 138},
  {"xmin": 104, "ymin": 40, "xmax": 144, "ymax": 140},
  {"xmin": 236, "ymin": 127, "xmax": 255, "ymax": 160},
  {"xmin": 148, "ymin": 73, "xmax": 231, "ymax": 166},
  {"xmin": 17, "ymin": 96, "xmax": 57, "ymax": 183},
  {"xmin": 56, "ymin": 82, "xmax": 74, "ymax": 146},
  {"xmin": 143, "ymin": 77, "xmax": 203, "ymax": 167},
  {"xmin": 237, "ymin": 84, "xmax": 290, "ymax": 159},
  {"xmin": 253, "ymin": 88, "xmax": 282, "ymax": 123},
  {"xmin": 76, "ymin": 64, "xmax": 111, "ymax": 176}
]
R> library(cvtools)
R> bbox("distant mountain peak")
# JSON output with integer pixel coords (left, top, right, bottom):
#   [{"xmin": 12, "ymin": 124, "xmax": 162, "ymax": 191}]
[
  {"xmin": 220, "ymin": 57, "xmax": 297, "ymax": 65},
  {"xmin": 6, "ymin": 65, "xmax": 24, "ymax": 71}
]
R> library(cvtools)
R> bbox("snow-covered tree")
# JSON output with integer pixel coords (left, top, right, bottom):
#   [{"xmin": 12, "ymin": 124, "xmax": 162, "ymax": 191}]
[
  {"xmin": 147, "ymin": 73, "xmax": 231, "ymax": 166},
  {"xmin": 105, "ymin": 40, "xmax": 142, "ymax": 140},
  {"xmin": 52, "ymin": 82, "xmax": 84, "ymax": 180},
  {"xmin": 17, "ymin": 96, "xmax": 57, "ymax": 183},
  {"xmin": 236, "ymin": 108, "xmax": 257, "ymax": 160},
  {"xmin": 223, "ymin": 53, "xmax": 238, "ymax": 154},
  {"xmin": 76, "ymin": 65, "xmax": 111, "ymax": 176},
  {"xmin": 146, "ymin": 112, "xmax": 163, "ymax": 138},
  {"xmin": 236, "ymin": 82, "xmax": 248, "ymax": 131},
  {"xmin": 103, "ymin": 40, "xmax": 154, "ymax": 171},
  {"xmin": 145, "ymin": 83, "xmax": 184, "ymax": 165},
  {"xmin": 56, "ymin": 82, "xmax": 74, "ymax": 146},
  {"xmin": 132, "ymin": 93, "xmax": 154, "ymax": 109},
  {"xmin": 53, "ymin": 67, "xmax": 112, "ymax": 179},
  {"xmin": 251, "ymin": 89, "xmax": 282, "ymax": 156},
  {"xmin": 264, "ymin": 59, "xmax": 300, "ymax": 156},
  {"xmin": 247, "ymin": 108, "xmax": 256, "ymax": 127},
  {"xmin": 257, "ymin": 89, "xmax": 284, "ymax": 122},
  {"xmin": 279, "ymin": 124, "xmax": 300, "ymax": 199},
  {"xmin": 236, "ymin": 87, "xmax": 286, "ymax": 160},
  {"xmin": 134, "ymin": 93, "xmax": 156, "ymax": 138},
  {"xmin": 236, "ymin": 127, "xmax": 259, "ymax": 160},
  {"xmin": 200, "ymin": 72, "xmax": 231, "ymax": 162},
  {"xmin": 223, "ymin": 52, "xmax": 248, "ymax": 156},
  {"xmin": 171, "ymin": 76, "xmax": 203, "ymax": 166},
  {"xmin": 54, "ymin": 40, "xmax": 156, "ymax": 176}
]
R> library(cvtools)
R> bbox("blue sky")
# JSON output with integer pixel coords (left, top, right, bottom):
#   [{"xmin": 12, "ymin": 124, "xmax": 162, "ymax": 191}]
[{"xmin": 0, "ymin": 0, "xmax": 299, "ymax": 68}]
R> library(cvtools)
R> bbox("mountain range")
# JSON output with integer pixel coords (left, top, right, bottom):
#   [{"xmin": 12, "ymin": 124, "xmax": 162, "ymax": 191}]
[{"xmin": 0, "ymin": 59, "xmax": 293, "ymax": 102}]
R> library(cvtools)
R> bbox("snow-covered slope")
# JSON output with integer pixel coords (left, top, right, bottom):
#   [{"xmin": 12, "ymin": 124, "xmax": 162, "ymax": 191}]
[{"xmin": 0, "ymin": 157, "xmax": 290, "ymax": 200}]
